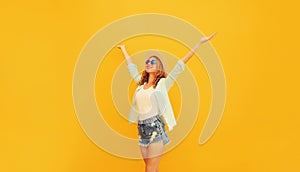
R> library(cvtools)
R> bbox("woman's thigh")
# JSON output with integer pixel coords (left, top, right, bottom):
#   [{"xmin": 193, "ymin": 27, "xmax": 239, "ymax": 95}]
[
  {"xmin": 140, "ymin": 141, "xmax": 164, "ymax": 159},
  {"xmin": 144, "ymin": 141, "xmax": 164, "ymax": 171},
  {"xmin": 147, "ymin": 141, "xmax": 164, "ymax": 159},
  {"xmin": 140, "ymin": 146, "xmax": 148, "ymax": 159}
]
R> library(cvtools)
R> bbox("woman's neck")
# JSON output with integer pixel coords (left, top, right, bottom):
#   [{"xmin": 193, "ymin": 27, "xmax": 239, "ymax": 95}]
[{"xmin": 147, "ymin": 72, "xmax": 156, "ymax": 85}]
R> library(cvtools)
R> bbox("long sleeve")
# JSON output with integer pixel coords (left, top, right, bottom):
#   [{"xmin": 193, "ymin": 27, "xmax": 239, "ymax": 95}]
[
  {"xmin": 165, "ymin": 60, "xmax": 185, "ymax": 91},
  {"xmin": 127, "ymin": 63, "xmax": 141, "ymax": 83}
]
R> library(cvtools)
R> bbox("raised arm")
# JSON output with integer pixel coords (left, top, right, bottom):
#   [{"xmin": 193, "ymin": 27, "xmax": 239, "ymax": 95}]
[
  {"xmin": 165, "ymin": 32, "xmax": 217, "ymax": 90},
  {"xmin": 181, "ymin": 32, "xmax": 217, "ymax": 64},
  {"xmin": 117, "ymin": 45, "xmax": 141, "ymax": 83},
  {"xmin": 165, "ymin": 59, "xmax": 185, "ymax": 91},
  {"xmin": 117, "ymin": 45, "xmax": 133, "ymax": 64}
]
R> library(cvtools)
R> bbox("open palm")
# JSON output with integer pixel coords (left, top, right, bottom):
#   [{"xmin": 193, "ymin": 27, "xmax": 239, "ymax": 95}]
[{"xmin": 200, "ymin": 32, "xmax": 217, "ymax": 43}]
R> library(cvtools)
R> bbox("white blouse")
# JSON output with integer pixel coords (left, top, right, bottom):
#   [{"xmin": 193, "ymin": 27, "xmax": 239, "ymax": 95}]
[
  {"xmin": 135, "ymin": 85, "xmax": 160, "ymax": 120},
  {"xmin": 127, "ymin": 60, "xmax": 185, "ymax": 131}
]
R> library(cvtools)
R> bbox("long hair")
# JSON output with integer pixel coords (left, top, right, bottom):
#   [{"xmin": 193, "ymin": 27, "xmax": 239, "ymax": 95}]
[{"xmin": 137, "ymin": 56, "xmax": 167, "ymax": 89}]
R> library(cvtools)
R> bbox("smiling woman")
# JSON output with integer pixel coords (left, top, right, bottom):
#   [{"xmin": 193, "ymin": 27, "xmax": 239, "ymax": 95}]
[
  {"xmin": 116, "ymin": 32, "xmax": 216, "ymax": 172},
  {"xmin": 138, "ymin": 55, "xmax": 167, "ymax": 89}
]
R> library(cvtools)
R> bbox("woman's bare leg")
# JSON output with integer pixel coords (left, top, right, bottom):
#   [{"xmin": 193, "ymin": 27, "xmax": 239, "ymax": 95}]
[
  {"xmin": 140, "ymin": 145, "xmax": 149, "ymax": 164},
  {"xmin": 144, "ymin": 141, "xmax": 164, "ymax": 172}
]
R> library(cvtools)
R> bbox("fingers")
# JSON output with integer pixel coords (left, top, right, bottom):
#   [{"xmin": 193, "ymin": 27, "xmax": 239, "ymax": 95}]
[
  {"xmin": 208, "ymin": 32, "xmax": 217, "ymax": 40},
  {"xmin": 116, "ymin": 45, "xmax": 125, "ymax": 49},
  {"xmin": 199, "ymin": 32, "xmax": 217, "ymax": 43}
]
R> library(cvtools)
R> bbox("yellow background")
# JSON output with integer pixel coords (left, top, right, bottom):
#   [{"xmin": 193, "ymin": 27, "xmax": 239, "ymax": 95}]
[{"xmin": 1, "ymin": 0, "xmax": 299, "ymax": 171}]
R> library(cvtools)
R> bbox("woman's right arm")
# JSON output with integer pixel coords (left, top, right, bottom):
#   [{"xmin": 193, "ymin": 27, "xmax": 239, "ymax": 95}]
[
  {"xmin": 117, "ymin": 45, "xmax": 141, "ymax": 83},
  {"xmin": 117, "ymin": 45, "xmax": 133, "ymax": 64}
]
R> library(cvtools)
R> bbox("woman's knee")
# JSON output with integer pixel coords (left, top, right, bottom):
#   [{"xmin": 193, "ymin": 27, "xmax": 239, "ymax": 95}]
[
  {"xmin": 145, "ymin": 155, "xmax": 162, "ymax": 171},
  {"xmin": 145, "ymin": 163, "xmax": 157, "ymax": 172}
]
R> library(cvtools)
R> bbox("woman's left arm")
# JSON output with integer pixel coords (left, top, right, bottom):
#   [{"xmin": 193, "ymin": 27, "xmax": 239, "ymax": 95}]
[
  {"xmin": 181, "ymin": 32, "xmax": 217, "ymax": 64},
  {"xmin": 164, "ymin": 32, "xmax": 217, "ymax": 91}
]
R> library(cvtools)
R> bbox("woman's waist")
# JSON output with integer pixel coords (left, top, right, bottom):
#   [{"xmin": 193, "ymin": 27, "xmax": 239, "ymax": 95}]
[{"xmin": 138, "ymin": 114, "xmax": 162, "ymax": 124}]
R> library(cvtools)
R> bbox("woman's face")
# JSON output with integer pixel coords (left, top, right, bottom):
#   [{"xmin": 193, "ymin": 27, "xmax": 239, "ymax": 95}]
[{"xmin": 145, "ymin": 57, "xmax": 158, "ymax": 73}]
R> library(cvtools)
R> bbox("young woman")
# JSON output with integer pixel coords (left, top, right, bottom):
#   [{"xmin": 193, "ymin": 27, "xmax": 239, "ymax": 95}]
[{"xmin": 117, "ymin": 32, "xmax": 216, "ymax": 172}]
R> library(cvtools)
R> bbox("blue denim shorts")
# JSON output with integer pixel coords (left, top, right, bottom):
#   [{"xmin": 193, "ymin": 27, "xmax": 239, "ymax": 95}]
[{"xmin": 137, "ymin": 114, "xmax": 170, "ymax": 147}]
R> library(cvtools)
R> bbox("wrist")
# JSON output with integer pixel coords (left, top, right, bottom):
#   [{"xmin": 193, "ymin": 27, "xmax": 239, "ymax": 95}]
[{"xmin": 192, "ymin": 42, "xmax": 201, "ymax": 52}]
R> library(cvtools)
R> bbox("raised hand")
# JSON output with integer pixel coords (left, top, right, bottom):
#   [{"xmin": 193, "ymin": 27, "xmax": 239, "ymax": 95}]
[
  {"xmin": 116, "ymin": 44, "xmax": 133, "ymax": 64},
  {"xmin": 199, "ymin": 32, "xmax": 217, "ymax": 44},
  {"xmin": 181, "ymin": 32, "xmax": 217, "ymax": 64},
  {"xmin": 117, "ymin": 45, "xmax": 125, "ymax": 49}
]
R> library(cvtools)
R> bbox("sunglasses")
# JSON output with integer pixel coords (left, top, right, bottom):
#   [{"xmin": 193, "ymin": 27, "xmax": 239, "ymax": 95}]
[{"xmin": 145, "ymin": 59, "xmax": 157, "ymax": 65}]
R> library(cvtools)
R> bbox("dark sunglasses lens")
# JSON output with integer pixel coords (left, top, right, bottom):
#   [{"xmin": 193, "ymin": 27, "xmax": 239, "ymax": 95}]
[{"xmin": 145, "ymin": 59, "xmax": 156, "ymax": 65}]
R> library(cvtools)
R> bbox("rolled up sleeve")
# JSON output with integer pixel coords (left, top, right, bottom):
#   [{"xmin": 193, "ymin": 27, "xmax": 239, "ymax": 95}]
[
  {"xmin": 127, "ymin": 63, "xmax": 141, "ymax": 83},
  {"xmin": 165, "ymin": 60, "xmax": 185, "ymax": 91}
]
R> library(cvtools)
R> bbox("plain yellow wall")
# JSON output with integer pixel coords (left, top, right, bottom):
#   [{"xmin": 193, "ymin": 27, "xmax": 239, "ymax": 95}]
[{"xmin": 0, "ymin": 0, "xmax": 299, "ymax": 171}]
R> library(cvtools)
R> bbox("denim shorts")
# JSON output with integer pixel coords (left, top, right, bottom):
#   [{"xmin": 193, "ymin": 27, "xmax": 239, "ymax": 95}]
[{"xmin": 137, "ymin": 114, "xmax": 170, "ymax": 147}]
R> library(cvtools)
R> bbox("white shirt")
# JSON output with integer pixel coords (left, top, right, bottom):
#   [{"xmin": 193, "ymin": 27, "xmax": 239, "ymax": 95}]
[
  {"xmin": 135, "ymin": 85, "xmax": 160, "ymax": 120},
  {"xmin": 127, "ymin": 60, "xmax": 185, "ymax": 131}
]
